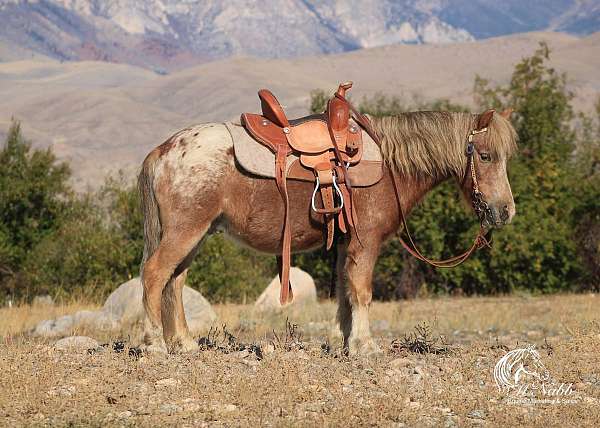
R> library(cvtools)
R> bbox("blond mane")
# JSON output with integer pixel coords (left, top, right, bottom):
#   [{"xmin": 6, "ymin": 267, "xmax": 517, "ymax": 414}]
[{"xmin": 370, "ymin": 111, "xmax": 518, "ymax": 178}]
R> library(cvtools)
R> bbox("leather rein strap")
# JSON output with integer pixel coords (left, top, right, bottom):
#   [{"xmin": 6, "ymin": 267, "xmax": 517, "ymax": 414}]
[{"xmin": 344, "ymin": 98, "xmax": 492, "ymax": 268}]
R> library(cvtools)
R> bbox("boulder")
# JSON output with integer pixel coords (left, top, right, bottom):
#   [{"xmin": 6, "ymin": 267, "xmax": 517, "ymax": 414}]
[
  {"xmin": 33, "ymin": 315, "xmax": 75, "ymax": 337},
  {"xmin": 54, "ymin": 336, "xmax": 99, "ymax": 352},
  {"xmin": 73, "ymin": 310, "xmax": 119, "ymax": 330},
  {"xmin": 33, "ymin": 277, "xmax": 216, "ymax": 338},
  {"xmin": 33, "ymin": 311, "xmax": 119, "ymax": 338},
  {"xmin": 102, "ymin": 277, "xmax": 217, "ymax": 333},
  {"xmin": 255, "ymin": 267, "xmax": 317, "ymax": 312},
  {"xmin": 102, "ymin": 277, "xmax": 146, "ymax": 324}
]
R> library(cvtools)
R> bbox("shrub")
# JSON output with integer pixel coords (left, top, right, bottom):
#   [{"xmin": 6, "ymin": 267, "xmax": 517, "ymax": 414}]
[{"xmin": 0, "ymin": 121, "xmax": 71, "ymax": 299}]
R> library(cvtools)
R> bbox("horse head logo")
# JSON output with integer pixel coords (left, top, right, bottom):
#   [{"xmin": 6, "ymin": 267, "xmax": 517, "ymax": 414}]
[{"xmin": 494, "ymin": 345, "xmax": 550, "ymax": 391}]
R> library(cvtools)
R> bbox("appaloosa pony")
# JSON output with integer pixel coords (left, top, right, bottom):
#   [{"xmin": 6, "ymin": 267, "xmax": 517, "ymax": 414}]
[{"xmin": 138, "ymin": 108, "xmax": 517, "ymax": 354}]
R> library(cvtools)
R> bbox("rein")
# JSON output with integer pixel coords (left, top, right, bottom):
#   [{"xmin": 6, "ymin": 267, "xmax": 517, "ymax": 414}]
[{"xmin": 347, "ymin": 104, "xmax": 492, "ymax": 268}]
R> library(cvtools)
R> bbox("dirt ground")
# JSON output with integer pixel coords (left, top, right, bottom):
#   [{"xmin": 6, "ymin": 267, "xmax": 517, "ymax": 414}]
[{"xmin": 1, "ymin": 294, "xmax": 599, "ymax": 427}]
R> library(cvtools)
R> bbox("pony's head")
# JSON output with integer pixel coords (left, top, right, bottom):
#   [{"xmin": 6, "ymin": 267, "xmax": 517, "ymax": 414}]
[
  {"xmin": 372, "ymin": 109, "xmax": 518, "ymax": 229},
  {"xmin": 457, "ymin": 109, "xmax": 518, "ymax": 229}
]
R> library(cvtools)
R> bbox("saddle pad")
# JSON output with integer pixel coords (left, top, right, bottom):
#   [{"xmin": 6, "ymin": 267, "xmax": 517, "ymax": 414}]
[{"xmin": 227, "ymin": 121, "xmax": 384, "ymax": 187}]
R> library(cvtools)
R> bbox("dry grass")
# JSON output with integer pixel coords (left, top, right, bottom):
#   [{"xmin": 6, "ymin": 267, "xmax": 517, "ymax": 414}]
[
  {"xmin": 1, "ymin": 294, "xmax": 599, "ymax": 426},
  {"xmin": 0, "ymin": 300, "xmax": 97, "ymax": 338}
]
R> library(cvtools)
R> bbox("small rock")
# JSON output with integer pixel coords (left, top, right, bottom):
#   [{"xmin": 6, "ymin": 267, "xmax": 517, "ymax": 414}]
[
  {"xmin": 155, "ymin": 378, "xmax": 181, "ymax": 388},
  {"xmin": 160, "ymin": 404, "xmax": 182, "ymax": 414},
  {"xmin": 408, "ymin": 374, "xmax": 422, "ymax": 385},
  {"xmin": 47, "ymin": 385, "xmax": 76, "ymax": 397},
  {"xmin": 408, "ymin": 401, "xmax": 421, "ymax": 410},
  {"xmin": 263, "ymin": 343, "xmax": 276, "ymax": 355},
  {"xmin": 413, "ymin": 366, "xmax": 425, "ymax": 376},
  {"xmin": 182, "ymin": 398, "xmax": 201, "ymax": 412},
  {"xmin": 451, "ymin": 372, "xmax": 463, "ymax": 382},
  {"xmin": 241, "ymin": 359, "xmax": 260, "ymax": 368},
  {"xmin": 213, "ymin": 403, "xmax": 237, "ymax": 414},
  {"xmin": 117, "ymin": 411, "xmax": 132, "ymax": 419},
  {"xmin": 467, "ymin": 409, "xmax": 487, "ymax": 420},
  {"xmin": 340, "ymin": 377, "xmax": 352, "ymax": 386},
  {"xmin": 54, "ymin": 336, "xmax": 99, "ymax": 352},
  {"xmin": 389, "ymin": 358, "xmax": 412, "ymax": 369}
]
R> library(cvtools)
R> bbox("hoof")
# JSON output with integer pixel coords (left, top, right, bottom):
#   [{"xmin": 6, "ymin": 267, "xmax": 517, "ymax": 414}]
[{"xmin": 348, "ymin": 338, "xmax": 383, "ymax": 357}]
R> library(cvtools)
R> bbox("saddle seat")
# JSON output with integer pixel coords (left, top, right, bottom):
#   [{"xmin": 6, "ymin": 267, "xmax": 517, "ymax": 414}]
[{"xmin": 240, "ymin": 82, "xmax": 382, "ymax": 305}]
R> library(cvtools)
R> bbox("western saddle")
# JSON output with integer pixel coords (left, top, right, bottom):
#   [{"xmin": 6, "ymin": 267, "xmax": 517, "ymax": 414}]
[{"xmin": 241, "ymin": 82, "xmax": 377, "ymax": 304}]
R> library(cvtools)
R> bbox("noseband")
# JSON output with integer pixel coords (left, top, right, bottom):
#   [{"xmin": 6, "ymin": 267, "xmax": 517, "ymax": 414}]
[{"xmin": 466, "ymin": 128, "xmax": 494, "ymax": 227}]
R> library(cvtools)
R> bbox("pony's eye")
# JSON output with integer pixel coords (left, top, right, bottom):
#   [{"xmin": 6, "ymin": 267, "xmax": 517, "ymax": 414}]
[{"xmin": 480, "ymin": 152, "xmax": 492, "ymax": 162}]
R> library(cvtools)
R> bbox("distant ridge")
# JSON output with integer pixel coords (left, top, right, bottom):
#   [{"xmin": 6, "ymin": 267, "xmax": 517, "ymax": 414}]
[{"xmin": 0, "ymin": 31, "xmax": 598, "ymax": 188}]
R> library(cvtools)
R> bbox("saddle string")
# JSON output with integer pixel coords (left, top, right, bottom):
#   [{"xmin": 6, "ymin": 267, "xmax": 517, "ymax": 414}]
[{"xmin": 328, "ymin": 95, "xmax": 364, "ymax": 247}]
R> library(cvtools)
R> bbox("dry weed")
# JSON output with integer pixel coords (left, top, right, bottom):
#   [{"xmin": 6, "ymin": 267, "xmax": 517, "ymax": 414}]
[{"xmin": 0, "ymin": 294, "xmax": 599, "ymax": 426}]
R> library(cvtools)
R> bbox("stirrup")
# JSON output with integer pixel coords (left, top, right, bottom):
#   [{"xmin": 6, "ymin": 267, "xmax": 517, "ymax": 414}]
[{"xmin": 311, "ymin": 174, "xmax": 344, "ymax": 213}]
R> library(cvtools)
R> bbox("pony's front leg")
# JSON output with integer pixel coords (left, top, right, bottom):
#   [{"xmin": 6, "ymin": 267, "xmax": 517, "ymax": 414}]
[{"xmin": 336, "ymin": 237, "xmax": 382, "ymax": 356}]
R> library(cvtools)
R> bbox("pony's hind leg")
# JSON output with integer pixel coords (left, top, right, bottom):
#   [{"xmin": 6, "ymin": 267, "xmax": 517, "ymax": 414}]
[
  {"xmin": 161, "ymin": 244, "xmax": 202, "ymax": 353},
  {"xmin": 337, "ymin": 236, "xmax": 382, "ymax": 356},
  {"xmin": 142, "ymin": 227, "xmax": 207, "ymax": 351}
]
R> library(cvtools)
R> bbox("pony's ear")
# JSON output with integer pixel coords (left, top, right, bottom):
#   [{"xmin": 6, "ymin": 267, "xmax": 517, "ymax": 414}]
[
  {"xmin": 477, "ymin": 109, "xmax": 495, "ymax": 129},
  {"xmin": 500, "ymin": 108, "xmax": 514, "ymax": 120}
]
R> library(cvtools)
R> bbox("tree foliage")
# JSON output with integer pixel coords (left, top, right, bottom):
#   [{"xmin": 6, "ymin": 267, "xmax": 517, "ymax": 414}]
[{"xmin": 0, "ymin": 121, "xmax": 71, "ymax": 296}]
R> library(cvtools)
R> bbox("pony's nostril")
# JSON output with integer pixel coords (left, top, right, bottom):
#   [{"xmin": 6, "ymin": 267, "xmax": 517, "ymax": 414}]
[{"xmin": 501, "ymin": 205, "xmax": 510, "ymax": 221}]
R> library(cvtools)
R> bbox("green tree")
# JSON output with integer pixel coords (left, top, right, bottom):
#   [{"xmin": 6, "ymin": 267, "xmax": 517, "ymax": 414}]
[
  {"xmin": 469, "ymin": 42, "xmax": 580, "ymax": 292},
  {"xmin": 572, "ymin": 97, "xmax": 600, "ymax": 289},
  {"xmin": 0, "ymin": 121, "xmax": 71, "ymax": 298},
  {"xmin": 21, "ymin": 179, "xmax": 143, "ymax": 300}
]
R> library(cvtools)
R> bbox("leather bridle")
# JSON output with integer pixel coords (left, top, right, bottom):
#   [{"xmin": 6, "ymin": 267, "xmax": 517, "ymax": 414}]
[{"xmin": 349, "ymin": 105, "xmax": 492, "ymax": 268}]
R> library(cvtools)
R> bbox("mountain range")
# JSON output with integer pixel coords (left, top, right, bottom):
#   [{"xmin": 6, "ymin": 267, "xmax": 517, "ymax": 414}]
[{"xmin": 1, "ymin": 0, "xmax": 599, "ymax": 70}]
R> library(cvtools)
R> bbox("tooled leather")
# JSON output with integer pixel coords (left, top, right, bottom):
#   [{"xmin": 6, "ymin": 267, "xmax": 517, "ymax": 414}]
[
  {"xmin": 243, "ymin": 114, "xmax": 363, "ymax": 159},
  {"xmin": 241, "ymin": 113, "xmax": 289, "ymax": 153}
]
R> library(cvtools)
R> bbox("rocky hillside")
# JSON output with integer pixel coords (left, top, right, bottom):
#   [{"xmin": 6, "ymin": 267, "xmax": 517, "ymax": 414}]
[{"xmin": 0, "ymin": 0, "xmax": 599, "ymax": 70}]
